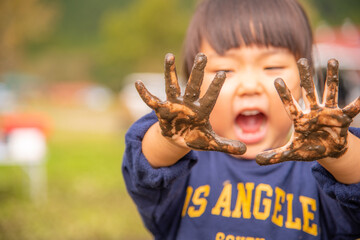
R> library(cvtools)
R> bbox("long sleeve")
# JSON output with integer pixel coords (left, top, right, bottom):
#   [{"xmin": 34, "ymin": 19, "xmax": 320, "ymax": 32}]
[
  {"xmin": 122, "ymin": 112, "xmax": 198, "ymax": 239},
  {"xmin": 312, "ymin": 127, "xmax": 360, "ymax": 238}
]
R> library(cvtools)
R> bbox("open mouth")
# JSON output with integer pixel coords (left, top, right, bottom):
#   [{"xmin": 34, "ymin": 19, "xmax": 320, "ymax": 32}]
[{"xmin": 234, "ymin": 110, "xmax": 267, "ymax": 144}]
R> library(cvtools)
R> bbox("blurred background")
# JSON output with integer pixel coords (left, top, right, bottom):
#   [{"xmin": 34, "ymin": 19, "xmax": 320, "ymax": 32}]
[{"xmin": 0, "ymin": 0, "xmax": 359, "ymax": 239}]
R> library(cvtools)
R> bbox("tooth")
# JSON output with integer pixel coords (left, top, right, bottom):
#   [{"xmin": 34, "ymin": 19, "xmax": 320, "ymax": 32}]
[{"xmin": 242, "ymin": 110, "xmax": 259, "ymax": 116}]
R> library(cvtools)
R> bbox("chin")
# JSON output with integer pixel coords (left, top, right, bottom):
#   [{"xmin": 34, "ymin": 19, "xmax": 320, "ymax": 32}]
[
  {"xmin": 240, "ymin": 151, "xmax": 259, "ymax": 160},
  {"xmin": 232, "ymin": 145, "xmax": 263, "ymax": 160}
]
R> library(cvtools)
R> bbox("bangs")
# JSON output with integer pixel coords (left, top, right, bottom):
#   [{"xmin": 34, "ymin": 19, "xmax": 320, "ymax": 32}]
[{"xmin": 183, "ymin": 0, "xmax": 313, "ymax": 78}]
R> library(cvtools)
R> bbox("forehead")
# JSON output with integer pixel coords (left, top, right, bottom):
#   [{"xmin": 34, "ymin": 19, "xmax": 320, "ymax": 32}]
[{"xmin": 200, "ymin": 40, "xmax": 294, "ymax": 60}]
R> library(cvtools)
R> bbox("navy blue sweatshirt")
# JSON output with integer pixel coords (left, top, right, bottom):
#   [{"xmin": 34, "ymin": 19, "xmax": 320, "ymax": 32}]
[{"xmin": 122, "ymin": 112, "xmax": 360, "ymax": 239}]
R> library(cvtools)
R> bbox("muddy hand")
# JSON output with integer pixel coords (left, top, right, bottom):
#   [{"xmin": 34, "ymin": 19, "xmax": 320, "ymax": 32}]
[
  {"xmin": 135, "ymin": 53, "xmax": 246, "ymax": 155},
  {"xmin": 256, "ymin": 58, "xmax": 360, "ymax": 165}
]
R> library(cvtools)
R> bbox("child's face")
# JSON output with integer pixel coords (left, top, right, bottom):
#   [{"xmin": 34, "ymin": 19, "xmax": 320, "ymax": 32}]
[{"xmin": 200, "ymin": 40, "xmax": 302, "ymax": 159}]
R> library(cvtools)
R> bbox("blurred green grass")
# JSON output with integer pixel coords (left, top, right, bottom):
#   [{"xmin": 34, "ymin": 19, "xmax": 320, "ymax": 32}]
[{"xmin": 0, "ymin": 106, "xmax": 151, "ymax": 240}]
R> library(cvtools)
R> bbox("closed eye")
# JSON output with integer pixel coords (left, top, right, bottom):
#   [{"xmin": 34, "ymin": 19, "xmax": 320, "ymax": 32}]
[
  {"xmin": 219, "ymin": 69, "xmax": 233, "ymax": 73},
  {"xmin": 264, "ymin": 66, "xmax": 284, "ymax": 70},
  {"xmin": 220, "ymin": 70, "xmax": 234, "ymax": 78}
]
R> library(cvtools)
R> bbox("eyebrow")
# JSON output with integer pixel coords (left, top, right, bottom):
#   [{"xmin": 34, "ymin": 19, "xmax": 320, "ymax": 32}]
[
  {"xmin": 259, "ymin": 48, "xmax": 290, "ymax": 56},
  {"xmin": 212, "ymin": 47, "xmax": 290, "ymax": 59}
]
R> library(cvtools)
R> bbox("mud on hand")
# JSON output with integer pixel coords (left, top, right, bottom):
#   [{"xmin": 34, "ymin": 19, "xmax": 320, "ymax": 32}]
[
  {"xmin": 135, "ymin": 53, "xmax": 246, "ymax": 155},
  {"xmin": 256, "ymin": 58, "xmax": 360, "ymax": 165}
]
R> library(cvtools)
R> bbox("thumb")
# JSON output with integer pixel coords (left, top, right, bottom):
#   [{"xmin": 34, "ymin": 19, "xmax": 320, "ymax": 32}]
[{"xmin": 185, "ymin": 130, "xmax": 246, "ymax": 155}]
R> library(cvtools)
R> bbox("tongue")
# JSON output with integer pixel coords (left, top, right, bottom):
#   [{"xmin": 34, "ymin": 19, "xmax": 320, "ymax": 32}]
[{"xmin": 236, "ymin": 113, "xmax": 264, "ymax": 133}]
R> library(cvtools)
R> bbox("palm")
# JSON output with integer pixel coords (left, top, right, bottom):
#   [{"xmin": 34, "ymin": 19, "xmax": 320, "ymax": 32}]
[
  {"xmin": 135, "ymin": 53, "xmax": 246, "ymax": 155},
  {"xmin": 257, "ymin": 58, "xmax": 360, "ymax": 165}
]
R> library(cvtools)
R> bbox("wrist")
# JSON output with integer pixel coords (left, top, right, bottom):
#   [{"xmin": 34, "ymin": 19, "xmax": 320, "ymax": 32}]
[
  {"xmin": 143, "ymin": 122, "xmax": 191, "ymax": 168},
  {"xmin": 318, "ymin": 132, "xmax": 360, "ymax": 184}
]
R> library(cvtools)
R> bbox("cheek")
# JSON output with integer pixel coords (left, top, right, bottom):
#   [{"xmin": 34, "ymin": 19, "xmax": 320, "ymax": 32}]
[
  {"xmin": 267, "ymin": 96, "xmax": 293, "ymax": 146},
  {"xmin": 283, "ymin": 70, "xmax": 302, "ymax": 100},
  {"xmin": 287, "ymin": 81, "xmax": 302, "ymax": 101},
  {"xmin": 267, "ymin": 74, "xmax": 300, "ymax": 137},
  {"xmin": 210, "ymin": 92, "xmax": 231, "ymax": 126},
  {"xmin": 200, "ymin": 75, "xmax": 229, "ymax": 133},
  {"xmin": 199, "ymin": 74, "xmax": 215, "ymax": 98},
  {"xmin": 208, "ymin": 84, "xmax": 234, "ymax": 136}
]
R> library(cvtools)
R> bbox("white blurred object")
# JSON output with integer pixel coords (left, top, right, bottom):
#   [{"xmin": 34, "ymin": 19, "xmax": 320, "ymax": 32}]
[
  {"xmin": 314, "ymin": 19, "xmax": 360, "ymax": 70},
  {"xmin": 7, "ymin": 128, "xmax": 46, "ymax": 163},
  {"xmin": 81, "ymin": 85, "xmax": 113, "ymax": 111},
  {"xmin": 120, "ymin": 73, "xmax": 166, "ymax": 121},
  {"xmin": 0, "ymin": 140, "xmax": 7, "ymax": 161},
  {"xmin": 120, "ymin": 73, "xmax": 187, "ymax": 121},
  {"xmin": 314, "ymin": 43, "xmax": 360, "ymax": 70},
  {"xmin": 313, "ymin": 20, "xmax": 360, "ymax": 127}
]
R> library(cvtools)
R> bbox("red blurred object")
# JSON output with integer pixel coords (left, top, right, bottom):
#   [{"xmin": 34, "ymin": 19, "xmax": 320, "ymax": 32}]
[{"xmin": 0, "ymin": 113, "xmax": 50, "ymax": 138}]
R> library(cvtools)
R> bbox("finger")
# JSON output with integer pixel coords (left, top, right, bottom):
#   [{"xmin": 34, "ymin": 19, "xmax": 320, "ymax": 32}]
[
  {"xmin": 185, "ymin": 130, "xmax": 246, "ymax": 155},
  {"xmin": 323, "ymin": 59, "xmax": 339, "ymax": 108},
  {"xmin": 256, "ymin": 145, "xmax": 303, "ymax": 165},
  {"xmin": 298, "ymin": 58, "xmax": 319, "ymax": 110},
  {"xmin": 199, "ymin": 71, "xmax": 226, "ymax": 118},
  {"xmin": 184, "ymin": 53, "xmax": 207, "ymax": 104},
  {"xmin": 342, "ymin": 96, "xmax": 360, "ymax": 118},
  {"xmin": 135, "ymin": 80, "xmax": 161, "ymax": 110},
  {"xmin": 164, "ymin": 53, "xmax": 181, "ymax": 101},
  {"xmin": 208, "ymin": 134, "xmax": 247, "ymax": 155},
  {"xmin": 256, "ymin": 148, "xmax": 284, "ymax": 165},
  {"xmin": 274, "ymin": 78, "xmax": 302, "ymax": 120},
  {"xmin": 256, "ymin": 142, "xmax": 328, "ymax": 165}
]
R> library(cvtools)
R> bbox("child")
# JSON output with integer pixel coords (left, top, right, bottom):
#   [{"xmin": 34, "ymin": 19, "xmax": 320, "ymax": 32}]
[{"xmin": 122, "ymin": 0, "xmax": 360, "ymax": 239}]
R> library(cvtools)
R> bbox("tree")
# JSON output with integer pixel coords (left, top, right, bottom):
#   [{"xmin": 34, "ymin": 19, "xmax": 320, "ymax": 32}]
[
  {"xmin": 0, "ymin": 0, "xmax": 56, "ymax": 74},
  {"xmin": 308, "ymin": 0, "xmax": 360, "ymax": 26},
  {"xmin": 96, "ymin": 0, "xmax": 195, "ymax": 89}
]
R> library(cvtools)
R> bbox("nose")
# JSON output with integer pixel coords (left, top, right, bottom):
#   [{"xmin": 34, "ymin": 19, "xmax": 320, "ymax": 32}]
[{"xmin": 234, "ymin": 69, "xmax": 263, "ymax": 96}]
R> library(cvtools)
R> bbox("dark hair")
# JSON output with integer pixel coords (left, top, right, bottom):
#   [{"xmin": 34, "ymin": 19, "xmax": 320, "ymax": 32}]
[{"xmin": 182, "ymin": 0, "xmax": 313, "ymax": 79}]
